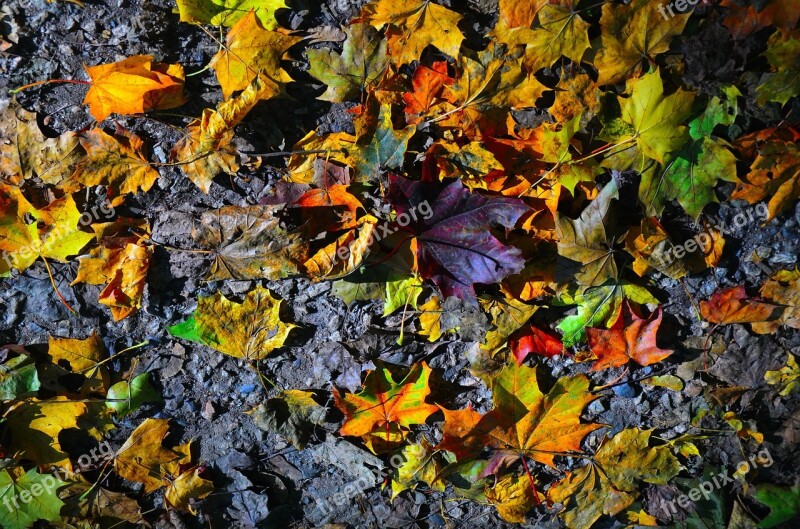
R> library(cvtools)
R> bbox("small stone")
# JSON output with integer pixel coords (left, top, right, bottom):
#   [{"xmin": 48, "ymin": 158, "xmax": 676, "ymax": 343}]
[{"xmin": 201, "ymin": 401, "xmax": 215, "ymax": 421}]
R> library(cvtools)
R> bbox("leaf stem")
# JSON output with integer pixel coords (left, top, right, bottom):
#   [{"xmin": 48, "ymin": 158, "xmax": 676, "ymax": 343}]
[{"xmin": 10, "ymin": 78, "xmax": 90, "ymax": 95}]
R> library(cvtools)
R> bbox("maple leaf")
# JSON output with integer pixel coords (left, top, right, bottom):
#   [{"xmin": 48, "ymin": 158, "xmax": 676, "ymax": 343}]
[
  {"xmin": 0, "ymin": 185, "xmax": 95, "ymax": 276},
  {"xmin": 418, "ymin": 295, "xmax": 444, "ymax": 341},
  {"xmin": 307, "ymin": 23, "xmax": 388, "ymax": 102},
  {"xmin": 720, "ymin": 0, "xmax": 800, "ymax": 40},
  {"xmin": 549, "ymin": 428, "xmax": 680, "ymax": 529},
  {"xmin": 286, "ymin": 130, "xmax": 358, "ymax": 184},
  {"xmin": 193, "ymin": 204, "xmax": 307, "ymax": 280},
  {"xmin": 699, "ymin": 285, "xmax": 779, "ymax": 325},
  {"xmin": 752, "ymin": 269, "xmax": 800, "ymax": 334},
  {"xmin": 4, "ymin": 397, "xmax": 113, "ymax": 468},
  {"xmin": 0, "ymin": 355, "xmax": 39, "ymax": 400},
  {"xmin": 479, "ymin": 297, "xmax": 539, "ymax": 355},
  {"xmin": 556, "ymin": 178, "xmax": 620, "ymax": 286},
  {"xmin": 555, "ymin": 280, "xmax": 659, "ymax": 347},
  {"xmin": 359, "ymin": 0, "xmax": 465, "ymax": 66},
  {"xmin": 72, "ymin": 228, "xmax": 153, "ymax": 321},
  {"xmin": 428, "ymin": 140, "xmax": 504, "ymax": 191},
  {"xmin": 440, "ymin": 363, "xmax": 600, "ymax": 468},
  {"xmin": 522, "ymin": 4, "xmax": 591, "ymax": 71},
  {"xmin": 46, "ymin": 332, "xmax": 109, "ymax": 395},
  {"xmin": 303, "ymin": 215, "xmax": 378, "ymax": 280},
  {"xmin": 175, "ymin": 0, "xmax": 286, "ymax": 28},
  {"xmin": 248, "ymin": 389, "xmax": 327, "ymax": 449},
  {"xmin": 641, "ymin": 86, "xmax": 740, "ymax": 219},
  {"xmin": 403, "ymin": 61, "xmax": 453, "ymax": 118},
  {"xmin": 210, "ymin": 11, "xmax": 300, "ymax": 99},
  {"xmin": 75, "ymin": 127, "xmax": 161, "ymax": 205},
  {"xmin": 106, "ymin": 372, "xmax": 162, "ymax": 417},
  {"xmin": 0, "ymin": 102, "xmax": 84, "ymax": 186},
  {"xmin": 115, "ymin": 418, "xmax": 212, "ymax": 510},
  {"xmin": 731, "ymin": 130, "xmax": 800, "ymax": 222},
  {"xmin": 333, "ymin": 361, "xmax": 438, "ymax": 453},
  {"xmin": 592, "ymin": 0, "xmax": 689, "ymax": 85},
  {"xmin": 509, "ymin": 324, "xmax": 564, "ymax": 365},
  {"xmin": 388, "ymin": 175, "xmax": 529, "ymax": 300},
  {"xmin": 485, "ymin": 472, "xmax": 544, "ymax": 523},
  {"xmin": 390, "ymin": 438, "xmax": 447, "ymax": 500},
  {"xmin": 757, "ymin": 30, "xmax": 800, "ymax": 106},
  {"xmin": 610, "ymin": 69, "xmax": 695, "ymax": 166},
  {"xmin": 755, "ymin": 484, "xmax": 800, "ymax": 528},
  {"xmin": 168, "ymin": 285, "xmax": 295, "ymax": 361},
  {"xmin": 0, "ymin": 468, "xmax": 66, "ymax": 529},
  {"xmin": 352, "ymin": 104, "xmax": 416, "ymax": 181},
  {"xmin": 83, "ymin": 55, "xmax": 186, "ymax": 121},
  {"xmin": 765, "ymin": 354, "xmax": 800, "ymax": 396},
  {"xmin": 550, "ymin": 72, "xmax": 600, "ymax": 124},
  {"xmin": 586, "ymin": 302, "xmax": 672, "ymax": 370},
  {"xmin": 172, "ymin": 75, "xmax": 270, "ymax": 192}
]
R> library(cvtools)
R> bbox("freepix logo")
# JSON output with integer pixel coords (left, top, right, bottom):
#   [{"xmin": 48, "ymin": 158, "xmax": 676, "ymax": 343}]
[{"xmin": 658, "ymin": 0, "xmax": 712, "ymax": 20}]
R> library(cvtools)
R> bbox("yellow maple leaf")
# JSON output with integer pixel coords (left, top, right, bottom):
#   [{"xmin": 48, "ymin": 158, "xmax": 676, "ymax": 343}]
[
  {"xmin": 0, "ymin": 102, "xmax": 84, "ymax": 186},
  {"xmin": 171, "ymin": 75, "xmax": 269, "ymax": 192},
  {"xmin": 360, "ymin": 0, "xmax": 465, "ymax": 66},
  {"xmin": 210, "ymin": 10, "xmax": 300, "ymax": 99},
  {"xmin": 83, "ymin": 55, "xmax": 186, "ymax": 121},
  {"xmin": 47, "ymin": 332, "xmax": 110, "ymax": 395},
  {"xmin": 592, "ymin": 0, "xmax": 689, "ymax": 85},
  {"xmin": 75, "ymin": 127, "xmax": 161, "ymax": 206},
  {"xmin": 168, "ymin": 285, "xmax": 295, "ymax": 361}
]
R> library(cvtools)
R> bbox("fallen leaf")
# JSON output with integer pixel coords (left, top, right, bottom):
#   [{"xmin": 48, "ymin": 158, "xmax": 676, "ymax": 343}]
[
  {"xmin": 754, "ymin": 484, "xmax": 800, "ymax": 528},
  {"xmin": 765, "ymin": 354, "xmax": 800, "ymax": 397},
  {"xmin": 479, "ymin": 297, "xmax": 539, "ymax": 355},
  {"xmin": 359, "ymin": 0, "xmax": 465, "ymax": 66},
  {"xmin": 388, "ymin": 175, "xmax": 529, "ymax": 300},
  {"xmin": 175, "ymin": 0, "xmax": 286, "ymax": 28},
  {"xmin": 248, "ymin": 389, "xmax": 327, "ymax": 449},
  {"xmin": 75, "ymin": 126, "xmax": 161, "ymax": 205},
  {"xmin": 509, "ymin": 324, "xmax": 564, "ymax": 365},
  {"xmin": 303, "ymin": 215, "xmax": 378, "ymax": 280},
  {"xmin": 720, "ymin": 0, "xmax": 800, "ymax": 39},
  {"xmin": 168, "ymin": 285, "xmax": 295, "ymax": 361},
  {"xmin": 193, "ymin": 204, "xmax": 307, "ymax": 280},
  {"xmin": 334, "ymin": 361, "xmax": 438, "ymax": 453},
  {"xmin": 586, "ymin": 303, "xmax": 673, "ymax": 370},
  {"xmin": 0, "ymin": 468, "xmax": 66, "ymax": 529},
  {"xmin": 47, "ymin": 332, "xmax": 109, "ymax": 395},
  {"xmin": 390, "ymin": 438, "xmax": 447, "ymax": 499},
  {"xmin": 307, "ymin": 23, "xmax": 388, "ymax": 102},
  {"xmin": 485, "ymin": 472, "xmax": 543, "ymax": 523},
  {"xmin": 83, "ymin": 55, "xmax": 186, "ymax": 121},
  {"xmin": 106, "ymin": 372, "xmax": 162, "ymax": 417},
  {"xmin": 172, "ymin": 75, "xmax": 270, "ymax": 192},
  {"xmin": 699, "ymin": 285, "xmax": 779, "ymax": 325},
  {"xmin": 752, "ymin": 269, "xmax": 800, "ymax": 334},
  {"xmin": 592, "ymin": 0, "xmax": 689, "ymax": 85},
  {"xmin": 756, "ymin": 29, "xmax": 800, "ymax": 106},
  {"xmin": 210, "ymin": 11, "xmax": 300, "ymax": 99},
  {"xmin": 549, "ymin": 429, "xmax": 680, "ymax": 529},
  {"xmin": 0, "ymin": 355, "xmax": 39, "ymax": 400}
]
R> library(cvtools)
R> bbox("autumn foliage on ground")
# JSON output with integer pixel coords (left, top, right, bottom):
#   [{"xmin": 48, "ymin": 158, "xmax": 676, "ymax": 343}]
[{"xmin": 0, "ymin": 0, "xmax": 799, "ymax": 527}]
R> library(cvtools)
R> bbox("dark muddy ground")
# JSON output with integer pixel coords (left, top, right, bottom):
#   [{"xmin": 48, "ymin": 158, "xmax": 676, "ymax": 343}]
[{"xmin": 1, "ymin": 0, "xmax": 799, "ymax": 528}]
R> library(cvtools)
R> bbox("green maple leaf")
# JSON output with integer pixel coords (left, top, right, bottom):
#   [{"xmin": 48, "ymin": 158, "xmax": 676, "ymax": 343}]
[
  {"xmin": 555, "ymin": 280, "xmax": 659, "ymax": 347},
  {"xmin": 640, "ymin": 86, "xmax": 740, "ymax": 219},
  {"xmin": 307, "ymin": 23, "xmax": 388, "ymax": 103},
  {"xmin": 0, "ymin": 468, "xmax": 66, "ymax": 529}
]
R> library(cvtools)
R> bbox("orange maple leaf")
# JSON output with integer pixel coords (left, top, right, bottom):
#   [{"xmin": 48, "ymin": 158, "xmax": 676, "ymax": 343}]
[{"xmin": 586, "ymin": 303, "xmax": 673, "ymax": 370}]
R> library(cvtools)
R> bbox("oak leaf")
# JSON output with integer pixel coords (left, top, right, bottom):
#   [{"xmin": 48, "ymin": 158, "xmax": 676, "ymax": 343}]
[
  {"xmin": 586, "ymin": 303, "xmax": 673, "ymax": 370},
  {"xmin": 359, "ymin": 0, "xmax": 465, "ymax": 66},
  {"xmin": 333, "ymin": 361, "xmax": 438, "ymax": 453},
  {"xmin": 210, "ymin": 11, "xmax": 300, "ymax": 99},
  {"xmin": 168, "ymin": 285, "xmax": 295, "ymax": 361},
  {"xmin": 307, "ymin": 23, "xmax": 388, "ymax": 102},
  {"xmin": 83, "ymin": 55, "xmax": 186, "ymax": 121}
]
